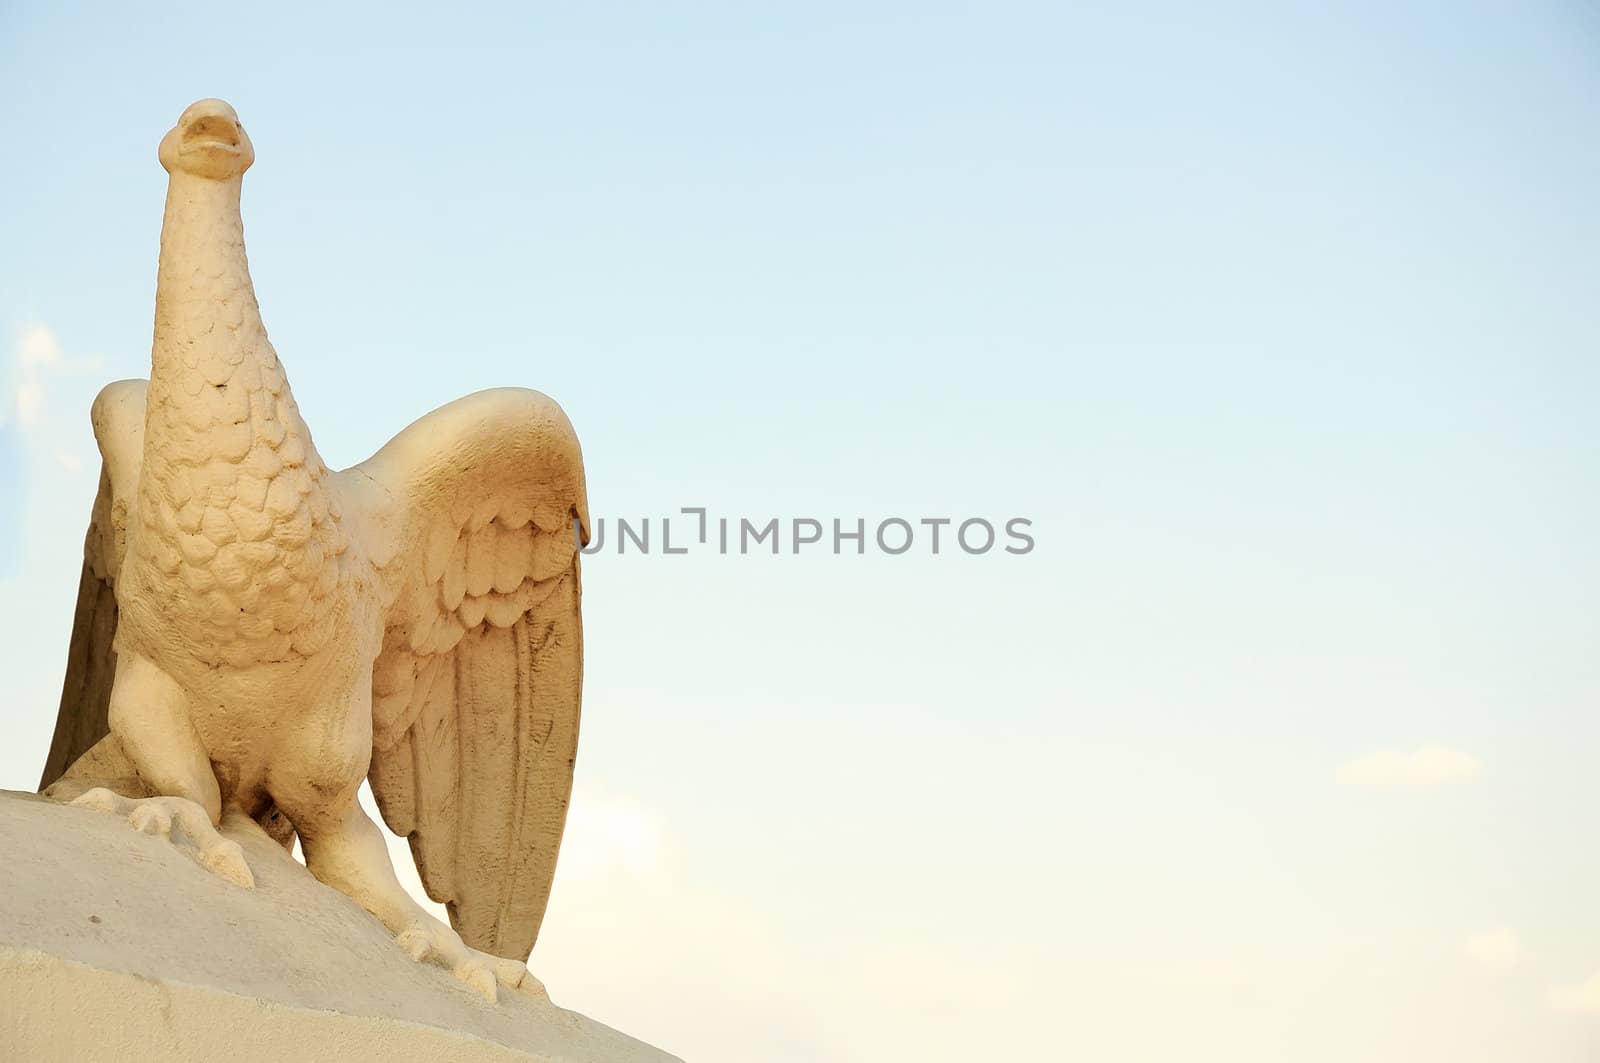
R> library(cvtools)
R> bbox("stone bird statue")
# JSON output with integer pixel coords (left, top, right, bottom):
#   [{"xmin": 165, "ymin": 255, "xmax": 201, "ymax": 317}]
[{"xmin": 37, "ymin": 98, "xmax": 589, "ymax": 1003}]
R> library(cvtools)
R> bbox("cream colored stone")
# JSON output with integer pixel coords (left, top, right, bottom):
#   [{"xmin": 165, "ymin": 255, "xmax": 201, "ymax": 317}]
[
  {"xmin": 38, "ymin": 99, "xmax": 594, "ymax": 1005},
  {"xmin": 0, "ymin": 791, "xmax": 680, "ymax": 1063}
]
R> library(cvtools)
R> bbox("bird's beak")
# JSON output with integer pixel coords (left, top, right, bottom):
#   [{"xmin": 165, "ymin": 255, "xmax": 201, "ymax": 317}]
[
  {"xmin": 161, "ymin": 98, "xmax": 254, "ymax": 179},
  {"xmin": 181, "ymin": 106, "xmax": 243, "ymax": 156}
]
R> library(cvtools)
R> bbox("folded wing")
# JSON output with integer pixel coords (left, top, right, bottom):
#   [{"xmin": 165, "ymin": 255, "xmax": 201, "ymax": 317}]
[
  {"xmin": 40, "ymin": 380, "xmax": 148, "ymax": 790},
  {"xmin": 347, "ymin": 388, "xmax": 588, "ymax": 962}
]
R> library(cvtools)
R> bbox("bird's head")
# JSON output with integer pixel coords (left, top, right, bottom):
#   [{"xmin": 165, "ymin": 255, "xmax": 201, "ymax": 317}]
[{"xmin": 158, "ymin": 98, "xmax": 254, "ymax": 181}]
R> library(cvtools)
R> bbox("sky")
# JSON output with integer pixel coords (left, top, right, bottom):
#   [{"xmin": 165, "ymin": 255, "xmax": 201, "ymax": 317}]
[{"xmin": 1, "ymin": 2, "xmax": 1598, "ymax": 1060}]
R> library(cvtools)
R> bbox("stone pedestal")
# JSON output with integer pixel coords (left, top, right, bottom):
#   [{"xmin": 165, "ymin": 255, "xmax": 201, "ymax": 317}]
[{"xmin": 0, "ymin": 791, "xmax": 679, "ymax": 1063}]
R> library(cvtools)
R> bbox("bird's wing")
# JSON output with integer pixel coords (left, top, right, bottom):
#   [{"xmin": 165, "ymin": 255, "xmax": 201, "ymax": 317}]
[
  {"xmin": 344, "ymin": 387, "xmax": 588, "ymax": 962},
  {"xmin": 39, "ymin": 380, "xmax": 148, "ymax": 791}
]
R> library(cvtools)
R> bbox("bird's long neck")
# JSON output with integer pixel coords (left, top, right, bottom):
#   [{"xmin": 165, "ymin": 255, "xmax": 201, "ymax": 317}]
[
  {"xmin": 133, "ymin": 164, "xmax": 340, "ymax": 633},
  {"xmin": 149, "ymin": 172, "xmax": 280, "ymax": 401},
  {"xmin": 154, "ymin": 173, "xmax": 251, "ymax": 358},
  {"xmin": 142, "ymin": 170, "xmax": 321, "ymax": 492},
  {"xmin": 121, "ymin": 134, "xmax": 349, "ymax": 670}
]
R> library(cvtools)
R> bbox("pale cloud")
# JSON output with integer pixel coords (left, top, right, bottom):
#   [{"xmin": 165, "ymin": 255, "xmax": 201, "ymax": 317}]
[
  {"xmin": 558, "ymin": 787, "xmax": 671, "ymax": 886},
  {"xmin": 1462, "ymin": 927, "xmax": 1524, "ymax": 974},
  {"xmin": 1549, "ymin": 973, "xmax": 1600, "ymax": 1015},
  {"xmin": 5, "ymin": 324, "xmax": 98, "ymax": 475},
  {"xmin": 12, "ymin": 324, "xmax": 62, "ymax": 427},
  {"xmin": 532, "ymin": 787, "xmax": 820, "ymax": 1060},
  {"xmin": 15, "ymin": 380, "xmax": 44, "ymax": 425},
  {"xmin": 1336, "ymin": 746, "xmax": 1481, "ymax": 788},
  {"xmin": 353, "ymin": 783, "xmax": 677, "ymax": 926},
  {"xmin": 18, "ymin": 324, "xmax": 61, "ymax": 368}
]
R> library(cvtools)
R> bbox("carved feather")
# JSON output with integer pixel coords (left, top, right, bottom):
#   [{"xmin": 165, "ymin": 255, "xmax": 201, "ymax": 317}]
[{"xmin": 350, "ymin": 387, "xmax": 587, "ymax": 962}]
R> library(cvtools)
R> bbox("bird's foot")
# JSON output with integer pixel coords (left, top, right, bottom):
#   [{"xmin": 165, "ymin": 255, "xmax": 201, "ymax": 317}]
[
  {"xmin": 67, "ymin": 787, "xmax": 254, "ymax": 889},
  {"xmin": 474, "ymin": 947, "xmax": 549, "ymax": 1002},
  {"xmin": 394, "ymin": 914, "xmax": 548, "ymax": 1004}
]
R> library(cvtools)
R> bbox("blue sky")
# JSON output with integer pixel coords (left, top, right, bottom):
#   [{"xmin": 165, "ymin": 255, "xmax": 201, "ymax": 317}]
[{"xmin": 2, "ymin": 3, "xmax": 1598, "ymax": 1060}]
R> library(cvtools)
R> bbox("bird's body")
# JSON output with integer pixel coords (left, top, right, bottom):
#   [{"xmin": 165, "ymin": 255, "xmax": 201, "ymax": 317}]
[
  {"xmin": 133, "ymin": 163, "xmax": 352, "ymax": 669},
  {"xmin": 41, "ymin": 99, "xmax": 588, "ymax": 1002},
  {"xmin": 118, "ymin": 155, "xmax": 371, "ymax": 813}
]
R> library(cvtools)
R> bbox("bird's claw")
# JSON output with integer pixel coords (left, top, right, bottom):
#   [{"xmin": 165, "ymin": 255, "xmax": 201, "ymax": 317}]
[
  {"xmin": 129, "ymin": 803, "xmax": 173, "ymax": 837},
  {"xmin": 198, "ymin": 837, "xmax": 254, "ymax": 888},
  {"xmin": 458, "ymin": 961, "xmax": 499, "ymax": 1003},
  {"xmin": 392, "ymin": 916, "xmax": 547, "ymax": 1004},
  {"xmin": 68, "ymin": 787, "xmax": 255, "ymax": 889},
  {"xmin": 485, "ymin": 953, "xmax": 548, "ymax": 999}
]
